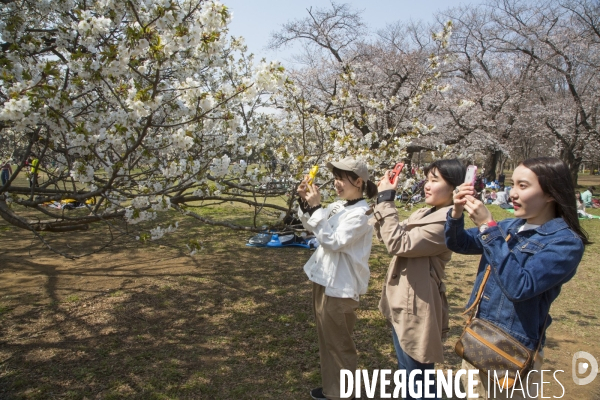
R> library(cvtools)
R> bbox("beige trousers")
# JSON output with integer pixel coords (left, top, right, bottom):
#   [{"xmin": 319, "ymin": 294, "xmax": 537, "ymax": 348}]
[
  {"xmin": 313, "ymin": 283, "xmax": 359, "ymax": 400},
  {"xmin": 461, "ymin": 351, "xmax": 544, "ymax": 399}
]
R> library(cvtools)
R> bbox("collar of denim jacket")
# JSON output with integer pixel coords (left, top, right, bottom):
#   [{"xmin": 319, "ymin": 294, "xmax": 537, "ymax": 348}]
[{"xmin": 507, "ymin": 217, "xmax": 568, "ymax": 236}]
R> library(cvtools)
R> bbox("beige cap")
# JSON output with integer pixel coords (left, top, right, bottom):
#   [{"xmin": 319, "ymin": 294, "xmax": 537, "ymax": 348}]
[{"xmin": 326, "ymin": 157, "xmax": 369, "ymax": 182}]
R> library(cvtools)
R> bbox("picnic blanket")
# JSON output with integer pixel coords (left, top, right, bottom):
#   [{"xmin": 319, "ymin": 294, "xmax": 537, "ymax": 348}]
[{"xmin": 246, "ymin": 232, "xmax": 316, "ymax": 249}]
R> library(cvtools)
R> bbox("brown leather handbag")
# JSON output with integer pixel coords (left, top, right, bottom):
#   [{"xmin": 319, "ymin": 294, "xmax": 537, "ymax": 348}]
[{"xmin": 455, "ymin": 235, "xmax": 547, "ymax": 389}]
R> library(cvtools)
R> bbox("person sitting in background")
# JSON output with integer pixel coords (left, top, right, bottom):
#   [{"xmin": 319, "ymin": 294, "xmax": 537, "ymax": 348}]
[
  {"xmin": 498, "ymin": 171, "xmax": 506, "ymax": 186},
  {"xmin": 581, "ymin": 186, "xmax": 594, "ymax": 208},
  {"xmin": 493, "ymin": 186, "xmax": 513, "ymax": 209},
  {"xmin": 480, "ymin": 188, "xmax": 490, "ymax": 204},
  {"xmin": 576, "ymin": 191, "xmax": 585, "ymax": 211},
  {"xmin": 1, "ymin": 160, "xmax": 12, "ymax": 186},
  {"xmin": 576, "ymin": 192, "xmax": 593, "ymax": 219},
  {"xmin": 486, "ymin": 180, "xmax": 500, "ymax": 190},
  {"xmin": 482, "ymin": 189, "xmax": 493, "ymax": 205}
]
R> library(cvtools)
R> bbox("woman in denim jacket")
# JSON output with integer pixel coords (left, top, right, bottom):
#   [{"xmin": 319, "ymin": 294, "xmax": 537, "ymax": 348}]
[{"xmin": 445, "ymin": 157, "xmax": 588, "ymax": 399}]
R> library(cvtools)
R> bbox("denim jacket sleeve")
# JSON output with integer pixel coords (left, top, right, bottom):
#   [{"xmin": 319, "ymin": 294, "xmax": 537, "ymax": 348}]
[
  {"xmin": 444, "ymin": 209, "xmax": 484, "ymax": 255},
  {"xmin": 480, "ymin": 226, "xmax": 584, "ymax": 302}
]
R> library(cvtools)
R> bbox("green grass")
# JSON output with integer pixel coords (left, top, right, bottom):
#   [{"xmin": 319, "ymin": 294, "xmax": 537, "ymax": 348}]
[
  {"xmin": 0, "ymin": 186, "xmax": 599, "ymax": 399},
  {"xmin": 0, "ymin": 304, "xmax": 11, "ymax": 316},
  {"xmin": 65, "ymin": 294, "xmax": 80, "ymax": 303}
]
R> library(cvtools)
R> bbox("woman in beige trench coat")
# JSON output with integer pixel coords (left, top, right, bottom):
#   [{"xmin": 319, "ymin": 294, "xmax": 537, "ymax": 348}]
[{"xmin": 371, "ymin": 159, "xmax": 466, "ymax": 400}]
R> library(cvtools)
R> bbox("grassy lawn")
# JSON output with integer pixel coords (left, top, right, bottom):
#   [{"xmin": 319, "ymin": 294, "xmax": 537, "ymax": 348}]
[{"xmin": 0, "ymin": 174, "xmax": 599, "ymax": 399}]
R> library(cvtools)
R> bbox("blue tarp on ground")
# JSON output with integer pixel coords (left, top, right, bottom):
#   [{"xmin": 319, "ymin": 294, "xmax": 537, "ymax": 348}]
[{"xmin": 246, "ymin": 232, "xmax": 313, "ymax": 248}]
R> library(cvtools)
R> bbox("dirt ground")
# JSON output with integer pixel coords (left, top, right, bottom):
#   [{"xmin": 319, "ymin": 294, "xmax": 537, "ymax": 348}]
[{"xmin": 1, "ymin": 211, "xmax": 600, "ymax": 399}]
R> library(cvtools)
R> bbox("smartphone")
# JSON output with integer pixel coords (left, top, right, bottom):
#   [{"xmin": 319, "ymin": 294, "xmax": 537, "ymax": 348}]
[
  {"xmin": 389, "ymin": 162, "xmax": 405, "ymax": 185},
  {"xmin": 307, "ymin": 165, "xmax": 319, "ymax": 185},
  {"xmin": 464, "ymin": 165, "xmax": 477, "ymax": 186}
]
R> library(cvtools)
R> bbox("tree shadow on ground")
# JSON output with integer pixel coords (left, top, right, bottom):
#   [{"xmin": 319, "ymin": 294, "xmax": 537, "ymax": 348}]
[
  {"xmin": 1, "ymin": 225, "xmax": 599, "ymax": 399},
  {"xmin": 0, "ymin": 226, "xmax": 398, "ymax": 399}
]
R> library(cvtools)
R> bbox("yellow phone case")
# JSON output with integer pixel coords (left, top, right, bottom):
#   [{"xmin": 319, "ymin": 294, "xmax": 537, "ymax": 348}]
[{"xmin": 307, "ymin": 165, "xmax": 319, "ymax": 185}]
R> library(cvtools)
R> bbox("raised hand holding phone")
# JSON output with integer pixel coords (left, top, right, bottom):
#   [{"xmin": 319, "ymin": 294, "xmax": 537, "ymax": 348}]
[
  {"xmin": 388, "ymin": 162, "xmax": 405, "ymax": 185},
  {"xmin": 451, "ymin": 165, "xmax": 478, "ymax": 218},
  {"xmin": 377, "ymin": 163, "xmax": 403, "ymax": 192},
  {"xmin": 297, "ymin": 175, "xmax": 321, "ymax": 206},
  {"xmin": 462, "ymin": 164, "xmax": 494, "ymax": 225},
  {"xmin": 297, "ymin": 176, "xmax": 309, "ymax": 199}
]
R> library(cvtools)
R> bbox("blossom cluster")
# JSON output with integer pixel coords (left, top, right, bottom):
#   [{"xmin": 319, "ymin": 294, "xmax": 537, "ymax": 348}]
[{"xmin": 0, "ymin": 0, "xmax": 294, "ymax": 244}]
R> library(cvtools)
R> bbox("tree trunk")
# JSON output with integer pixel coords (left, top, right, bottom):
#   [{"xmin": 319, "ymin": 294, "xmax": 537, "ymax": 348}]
[
  {"xmin": 559, "ymin": 150, "xmax": 581, "ymax": 186},
  {"xmin": 483, "ymin": 148, "xmax": 502, "ymax": 182},
  {"xmin": 570, "ymin": 161, "xmax": 581, "ymax": 186},
  {"xmin": 405, "ymin": 151, "xmax": 414, "ymax": 175},
  {"xmin": 498, "ymin": 154, "xmax": 507, "ymax": 174}
]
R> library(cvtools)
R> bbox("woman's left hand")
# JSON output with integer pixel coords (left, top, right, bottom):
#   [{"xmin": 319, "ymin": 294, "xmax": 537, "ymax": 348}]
[
  {"xmin": 463, "ymin": 195, "xmax": 493, "ymax": 227},
  {"xmin": 305, "ymin": 183, "xmax": 321, "ymax": 207}
]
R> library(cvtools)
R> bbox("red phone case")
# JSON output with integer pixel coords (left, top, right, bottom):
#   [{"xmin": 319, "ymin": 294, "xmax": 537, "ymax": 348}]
[{"xmin": 389, "ymin": 162, "xmax": 405, "ymax": 185}]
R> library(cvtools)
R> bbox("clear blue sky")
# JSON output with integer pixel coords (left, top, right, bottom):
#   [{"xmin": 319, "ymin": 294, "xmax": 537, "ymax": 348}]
[{"xmin": 223, "ymin": 0, "xmax": 477, "ymax": 64}]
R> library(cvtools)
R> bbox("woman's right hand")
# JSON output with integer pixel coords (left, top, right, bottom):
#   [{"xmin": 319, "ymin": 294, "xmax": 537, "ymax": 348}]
[
  {"xmin": 377, "ymin": 170, "xmax": 398, "ymax": 192},
  {"xmin": 451, "ymin": 183, "xmax": 475, "ymax": 218}
]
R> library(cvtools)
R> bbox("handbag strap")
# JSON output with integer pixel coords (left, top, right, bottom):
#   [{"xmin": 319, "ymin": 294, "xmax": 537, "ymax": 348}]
[
  {"xmin": 462, "ymin": 265, "xmax": 491, "ymax": 321},
  {"xmin": 535, "ymin": 314, "xmax": 549, "ymax": 356},
  {"xmin": 462, "ymin": 231, "xmax": 550, "ymax": 356},
  {"xmin": 462, "ymin": 233, "xmax": 512, "ymax": 321}
]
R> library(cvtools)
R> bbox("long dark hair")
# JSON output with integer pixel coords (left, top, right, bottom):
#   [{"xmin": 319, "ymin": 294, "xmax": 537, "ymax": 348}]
[
  {"xmin": 424, "ymin": 159, "xmax": 466, "ymax": 189},
  {"xmin": 521, "ymin": 157, "xmax": 590, "ymax": 245},
  {"xmin": 332, "ymin": 167, "xmax": 378, "ymax": 199}
]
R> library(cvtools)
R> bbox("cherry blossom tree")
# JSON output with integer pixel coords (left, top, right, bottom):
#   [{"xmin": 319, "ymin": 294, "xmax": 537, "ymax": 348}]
[
  {"xmin": 0, "ymin": 0, "xmax": 293, "ymax": 253},
  {"xmin": 269, "ymin": 2, "xmax": 453, "ymax": 178},
  {"xmin": 488, "ymin": 0, "xmax": 599, "ymax": 183},
  {"xmin": 432, "ymin": 4, "xmax": 544, "ymax": 181},
  {"xmin": 3, "ymin": 0, "xmax": 598, "ymax": 257},
  {"xmin": 437, "ymin": 0, "xmax": 600, "ymax": 183}
]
